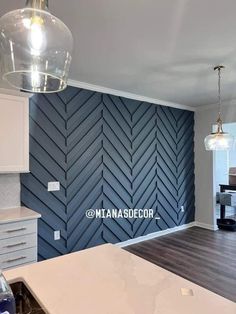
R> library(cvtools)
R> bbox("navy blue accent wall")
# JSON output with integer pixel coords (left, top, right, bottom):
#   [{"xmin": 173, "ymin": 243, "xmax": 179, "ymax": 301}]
[{"xmin": 21, "ymin": 86, "xmax": 195, "ymax": 260}]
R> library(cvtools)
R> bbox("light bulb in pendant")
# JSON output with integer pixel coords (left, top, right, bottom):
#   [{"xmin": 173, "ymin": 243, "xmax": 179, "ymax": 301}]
[
  {"xmin": 23, "ymin": 16, "xmax": 45, "ymax": 56},
  {"xmin": 31, "ymin": 66, "xmax": 41, "ymax": 89}
]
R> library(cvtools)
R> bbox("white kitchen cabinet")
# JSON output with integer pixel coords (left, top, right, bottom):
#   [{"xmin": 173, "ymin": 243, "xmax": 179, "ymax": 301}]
[
  {"xmin": 0, "ymin": 206, "xmax": 41, "ymax": 270},
  {"xmin": 0, "ymin": 90, "xmax": 30, "ymax": 173}
]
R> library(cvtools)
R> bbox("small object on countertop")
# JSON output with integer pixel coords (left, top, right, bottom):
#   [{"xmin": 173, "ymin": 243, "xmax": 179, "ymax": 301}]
[
  {"xmin": 0, "ymin": 271, "xmax": 15, "ymax": 314},
  {"xmin": 219, "ymin": 192, "xmax": 236, "ymax": 207},
  {"xmin": 229, "ymin": 167, "xmax": 236, "ymax": 185}
]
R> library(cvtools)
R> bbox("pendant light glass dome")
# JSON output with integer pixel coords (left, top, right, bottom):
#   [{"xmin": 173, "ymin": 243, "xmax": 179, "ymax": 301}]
[
  {"xmin": 0, "ymin": 0, "xmax": 73, "ymax": 93},
  {"xmin": 204, "ymin": 66, "xmax": 234, "ymax": 151},
  {"xmin": 204, "ymin": 118, "xmax": 234, "ymax": 150}
]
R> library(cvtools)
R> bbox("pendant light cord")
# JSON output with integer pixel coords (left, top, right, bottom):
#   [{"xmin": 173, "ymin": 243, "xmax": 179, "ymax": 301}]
[
  {"xmin": 218, "ymin": 67, "xmax": 221, "ymax": 119},
  {"xmin": 25, "ymin": 0, "xmax": 48, "ymax": 10},
  {"xmin": 216, "ymin": 66, "xmax": 224, "ymax": 133}
]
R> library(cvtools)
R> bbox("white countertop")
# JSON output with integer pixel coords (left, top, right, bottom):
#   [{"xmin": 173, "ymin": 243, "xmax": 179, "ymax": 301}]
[
  {"xmin": 0, "ymin": 206, "xmax": 41, "ymax": 224},
  {"xmin": 3, "ymin": 244, "xmax": 236, "ymax": 314}
]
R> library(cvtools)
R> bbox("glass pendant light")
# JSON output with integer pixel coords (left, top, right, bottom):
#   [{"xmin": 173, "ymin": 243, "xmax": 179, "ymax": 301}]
[
  {"xmin": 0, "ymin": 0, "xmax": 73, "ymax": 93},
  {"xmin": 204, "ymin": 66, "xmax": 234, "ymax": 150}
]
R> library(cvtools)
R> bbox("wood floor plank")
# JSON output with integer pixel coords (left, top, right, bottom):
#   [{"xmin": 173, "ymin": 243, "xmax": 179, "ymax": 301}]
[{"xmin": 124, "ymin": 227, "xmax": 236, "ymax": 302}]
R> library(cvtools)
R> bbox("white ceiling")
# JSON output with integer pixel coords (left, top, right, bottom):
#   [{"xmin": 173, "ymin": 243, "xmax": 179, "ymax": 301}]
[{"xmin": 1, "ymin": 0, "xmax": 236, "ymax": 107}]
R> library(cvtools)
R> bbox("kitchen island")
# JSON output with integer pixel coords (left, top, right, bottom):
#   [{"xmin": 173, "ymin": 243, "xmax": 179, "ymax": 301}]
[{"xmin": 4, "ymin": 244, "xmax": 236, "ymax": 314}]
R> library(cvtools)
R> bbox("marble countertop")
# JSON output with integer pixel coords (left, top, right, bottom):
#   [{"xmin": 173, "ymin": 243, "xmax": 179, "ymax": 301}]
[
  {"xmin": 0, "ymin": 206, "xmax": 41, "ymax": 224},
  {"xmin": 3, "ymin": 244, "xmax": 236, "ymax": 314}
]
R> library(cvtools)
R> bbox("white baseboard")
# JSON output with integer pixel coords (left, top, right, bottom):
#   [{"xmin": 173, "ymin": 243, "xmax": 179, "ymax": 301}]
[
  {"xmin": 116, "ymin": 221, "xmax": 220, "ymax": 248},
  {"xmin": 194, "ymin": 221, "xmax": 218, "ymax": 231},
  {"xmin": 116, "ymin": 222, "xmax": 195, "ymax": 248}
]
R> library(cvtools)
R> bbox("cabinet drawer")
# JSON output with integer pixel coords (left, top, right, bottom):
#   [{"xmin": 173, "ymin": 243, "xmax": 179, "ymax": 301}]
[
  {"xmin": 0, "ymin": 220, "xmax": 37, "ymax": 240},
  {"xmin": 0, "ymin": 247, "xmax": 37, "ymax": 270},
  {"xmin": 0, "ymin": 233, "xmax": 36, "ymax": 255}
]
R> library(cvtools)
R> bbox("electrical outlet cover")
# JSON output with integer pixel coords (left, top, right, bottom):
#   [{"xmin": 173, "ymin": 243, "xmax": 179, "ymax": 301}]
[
  {"xmin": 48, "ymin": 181, "xmax": 60, "ymax": 192},
  {"xmin": 54, "ymin": 230, "xmax": 60, "ymax": 240}
]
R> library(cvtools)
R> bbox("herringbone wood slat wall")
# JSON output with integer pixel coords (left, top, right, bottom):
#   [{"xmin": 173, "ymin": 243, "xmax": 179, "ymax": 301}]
[{"xmin": 21, "ymin": 86, "xmax": 195, "ymax": 260}]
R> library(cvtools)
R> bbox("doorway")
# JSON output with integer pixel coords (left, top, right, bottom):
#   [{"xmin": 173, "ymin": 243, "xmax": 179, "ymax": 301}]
[{"xmin": 213, "ymin": 122, "xmax": 236, "ymax": 222}]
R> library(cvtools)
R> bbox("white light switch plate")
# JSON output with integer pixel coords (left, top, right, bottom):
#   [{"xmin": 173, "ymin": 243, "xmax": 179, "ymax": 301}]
[
  {"xmin": 54, "ymin": 230, "xmax": 60, "ymax": 240},
  {"xmin": 48, "ymin": 181, "xmax": 60, "ymax": 192}
]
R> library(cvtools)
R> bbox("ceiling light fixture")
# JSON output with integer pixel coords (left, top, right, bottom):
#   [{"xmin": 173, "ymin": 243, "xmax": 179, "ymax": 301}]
[
  {"xmin": 204, "ymin": 66, "xmax": 234, "ymax": 151},
  {"xmin": 0, "ymin": 0, "xmax": 73, "ymax": 93}
]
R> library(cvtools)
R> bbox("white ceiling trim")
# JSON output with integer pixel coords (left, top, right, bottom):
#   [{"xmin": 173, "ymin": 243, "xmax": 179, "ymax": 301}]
[
  {"xmin": 68, "ymin": 79, "xmax": 196, "ymax": 112},
  {"xmin": 196, "ymin": 99, "xmax": 236, "ymax": 112}
]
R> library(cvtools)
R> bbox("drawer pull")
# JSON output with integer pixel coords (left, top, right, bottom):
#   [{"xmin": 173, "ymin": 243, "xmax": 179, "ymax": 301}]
[
  {"xmin": 4, "ymin": 242, "xmax": 27, "ymax": 249},
  {"xmin": 4, "ymin": 256, "xmax": 27, "ymax": 263},
  {"xmin": 5, "ymin": 227, "xmax": 27, "ymax": 234}
]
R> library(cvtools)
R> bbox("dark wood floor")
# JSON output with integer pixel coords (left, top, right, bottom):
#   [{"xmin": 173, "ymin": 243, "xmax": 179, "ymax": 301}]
[{"xmin": 125, "ymin": 227, "xmax": 236, "ymax": 302}]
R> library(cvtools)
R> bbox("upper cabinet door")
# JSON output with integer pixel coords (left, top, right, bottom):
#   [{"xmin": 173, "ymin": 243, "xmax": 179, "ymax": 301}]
[{"xmin": 0, "ymin": 93, "xmax": 29, "ymax": 173}]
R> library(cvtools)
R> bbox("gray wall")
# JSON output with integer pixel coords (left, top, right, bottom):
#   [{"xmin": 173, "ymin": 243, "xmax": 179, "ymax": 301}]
[{"xmin": 21, "ymin": 86, "xmax": 195, "ymax": 260}]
